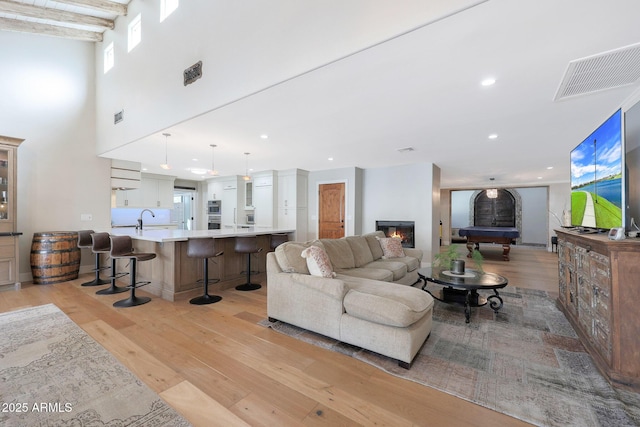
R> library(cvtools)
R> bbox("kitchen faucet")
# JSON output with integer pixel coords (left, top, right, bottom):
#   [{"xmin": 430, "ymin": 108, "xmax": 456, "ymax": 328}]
[{"xmin": 137, "ymin": 209, "xmax": 155, "ymax": 230}]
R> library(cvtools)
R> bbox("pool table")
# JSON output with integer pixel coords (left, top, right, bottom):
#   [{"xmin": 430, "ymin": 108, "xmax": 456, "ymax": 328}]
[{"xmin": 458, "ymin": 226, "xmax": 520, "ymax": 261}]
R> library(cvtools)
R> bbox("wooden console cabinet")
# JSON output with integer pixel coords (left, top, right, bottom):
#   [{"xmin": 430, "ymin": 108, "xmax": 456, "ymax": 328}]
[{"xmin": 556, "ymin": 229, "xmax": 640, "ymax": 390}]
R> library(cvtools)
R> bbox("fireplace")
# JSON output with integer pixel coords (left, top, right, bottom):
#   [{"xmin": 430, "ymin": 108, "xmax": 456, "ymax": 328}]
[{"xmin": 376, "ymin": 221, "xmax": 415, "ymax": 248}]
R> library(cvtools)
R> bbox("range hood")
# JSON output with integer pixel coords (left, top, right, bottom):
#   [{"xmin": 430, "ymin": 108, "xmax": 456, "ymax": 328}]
[{"xmin": 111, "ymin": 159, "xmax": 141, "ymax": 190}]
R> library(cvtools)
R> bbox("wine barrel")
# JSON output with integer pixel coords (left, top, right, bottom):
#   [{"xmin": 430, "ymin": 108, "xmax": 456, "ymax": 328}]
[{"xmin": 30, "ymin": 231, "xmax": 81, "ymax": 284}]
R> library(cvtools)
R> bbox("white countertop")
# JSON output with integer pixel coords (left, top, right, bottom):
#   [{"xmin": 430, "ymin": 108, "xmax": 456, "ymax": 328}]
[{"xmin": 109, "ymin": 226, "xmax": 295, "ymax": 243}]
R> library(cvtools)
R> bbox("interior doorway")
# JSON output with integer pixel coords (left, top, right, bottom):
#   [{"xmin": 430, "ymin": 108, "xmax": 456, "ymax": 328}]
[
  {"xmin": 173, "ymin": 188, "xmax": 196, "ymax": 230},
  {"xmin": 318, "ymin": 182, "xmax": 345, "ymax": 239}
]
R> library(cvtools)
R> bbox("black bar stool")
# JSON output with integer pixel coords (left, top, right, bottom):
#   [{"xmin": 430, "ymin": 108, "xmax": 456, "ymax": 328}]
[
  {"xmin": 77, "ymin": 229, "xmax": 110, "ymax": 287},
  {"xmin": 234, "ymin": 236, "xmax": 262, "ymax": 291},
  {"xmin": 187, "ymin": 237, "xmax": 223, "ymax": 305},
  {"xmin": 91, "ymin": 232, "xmax": 128, "ymax": 295},
  {"xmin": 270, "ymin": 233, "xmax": 289, "ymax": 251},
  {"xmin": 110, "ymin": 235, "xmax": 156, "ymax": 307}
]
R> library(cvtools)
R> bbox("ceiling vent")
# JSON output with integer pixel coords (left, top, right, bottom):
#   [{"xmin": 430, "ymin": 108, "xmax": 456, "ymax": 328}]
[
  {"xmin": 554, "ymin": 42, "xmax": 640, "ymax": 101},
  {"xmin": 397, "ymin": 147, "xmax": 416, "ymax": 153}
]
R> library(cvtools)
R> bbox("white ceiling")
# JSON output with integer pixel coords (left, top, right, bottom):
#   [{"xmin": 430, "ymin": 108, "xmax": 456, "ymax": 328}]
[{"xmin": 100, "ymin": 0, "xmax": 640, "ymax": 189}]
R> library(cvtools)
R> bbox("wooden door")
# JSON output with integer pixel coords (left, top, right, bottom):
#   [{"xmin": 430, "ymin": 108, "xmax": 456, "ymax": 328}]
[
  {"xmin": 474, "ymin": 190, "xmax": 515, "ymax": 227},
  {"xmin": 319, "ymin": 183, "xmax": 345, "ymax": 239}
]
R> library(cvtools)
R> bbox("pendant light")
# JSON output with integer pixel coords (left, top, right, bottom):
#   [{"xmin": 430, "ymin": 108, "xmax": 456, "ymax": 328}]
[
  {"xmin": 486, "ymin": 188, "xmax": 498, "ymax": 199},
  {"xmin": 243, "ymin": 152, "xmax": 251, "ymax": 181},
  {"xmin": 208, "ymin": 144, "xmax": 218, "ymax": 176},
  {"xmin": 160, "ymin": 133, "xmax": 171, "ymax": 170}
]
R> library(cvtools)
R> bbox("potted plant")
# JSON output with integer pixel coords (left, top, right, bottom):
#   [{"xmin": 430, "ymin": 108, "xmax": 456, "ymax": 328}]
[{"xmin": 433, "ymin": 244, "xmax": 484, "ymax": 273}]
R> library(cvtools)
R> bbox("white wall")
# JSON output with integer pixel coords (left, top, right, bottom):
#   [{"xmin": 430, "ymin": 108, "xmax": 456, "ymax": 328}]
[
  {"xmin": 517, "ymin": 187, "xmax": 548, "ymax": 245},
  {"xmin": 362, "ymin": 163, "xmax": 439, "ymax": 263},
  {"xmin": 95, "ymin": 0, "xmax": 472, "ymax": 154},
  {"xmin": 0, "ymin": 32, "xmax": 111, "ymax": 281}
]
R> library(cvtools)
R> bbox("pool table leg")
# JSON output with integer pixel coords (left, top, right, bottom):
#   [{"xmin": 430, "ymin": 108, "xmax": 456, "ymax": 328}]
[{"xmin": 502, "ymin": 243, "xmax": 511, "ymax": 261}]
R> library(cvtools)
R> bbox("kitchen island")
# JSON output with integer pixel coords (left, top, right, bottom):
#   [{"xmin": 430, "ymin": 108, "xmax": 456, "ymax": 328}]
[{"xmin": 108, "ymin": 227, "xmax": 295, "ymax": 301}]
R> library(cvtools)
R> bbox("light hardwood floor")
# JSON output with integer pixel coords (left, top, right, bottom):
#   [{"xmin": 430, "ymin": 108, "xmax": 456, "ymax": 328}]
[{"xmin": 1, "ymin": 245, "xmax": 559, "ymax": 426}]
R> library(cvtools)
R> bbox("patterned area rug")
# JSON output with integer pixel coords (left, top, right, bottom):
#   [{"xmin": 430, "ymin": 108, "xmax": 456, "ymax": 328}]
[
  {"xmin": 261, "ymin": 287, "xmax": 640, "ymax": 427},
  {"xmin": 0, "ymin": 304, "xmax": 191, "ymax": 427}
]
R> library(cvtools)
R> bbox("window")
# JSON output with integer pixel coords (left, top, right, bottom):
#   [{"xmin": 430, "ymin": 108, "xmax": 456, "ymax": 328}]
[
  {"xmin": 103, "ymin": 42, "xmax": 114, "ymax": 73},
  {"xmin": 160, "ymin": 0, "xmax": 179, "ymax": 22},
  {"xmin": 128, "ymin": 13, "xmax": 142, "ymax": 52}
]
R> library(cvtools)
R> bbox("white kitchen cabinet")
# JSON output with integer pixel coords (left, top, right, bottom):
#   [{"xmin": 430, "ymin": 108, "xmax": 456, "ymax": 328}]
[
  {"xmin": 207, "ymin": 179, "xmax": 224, "ymax": 201},
  {"xmin": 252, "ymin": 171, "xmax": 276, "ymax": 227},
  {"xmin": 220, "ymin": 176, "xmax": 245, "ymax": 227},
  {"xmin": 277, "ymin": 169, "xmax": 308, "ymax": 239},
  {"xmin": 114, "ymin": 188, "xmax": 143, "ymax": 207},
  {"xmin": 113, "ymin": 174, "xmax": 174, "ymax": 208},
  {"xmin": 142, "ymin": 175, "xmax": 174, "ymax": 208}
]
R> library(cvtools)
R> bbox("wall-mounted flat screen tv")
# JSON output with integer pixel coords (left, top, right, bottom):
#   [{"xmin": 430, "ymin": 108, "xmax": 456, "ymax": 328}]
[{"xmin": 570, "ymin": 108, "xmax": 625, "ymax": 230}]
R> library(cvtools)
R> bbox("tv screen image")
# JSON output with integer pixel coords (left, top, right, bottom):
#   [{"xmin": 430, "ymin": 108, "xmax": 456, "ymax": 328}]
[{"xmin": 570, "ymin": 109, "xmax": 624, "ymax": 230}]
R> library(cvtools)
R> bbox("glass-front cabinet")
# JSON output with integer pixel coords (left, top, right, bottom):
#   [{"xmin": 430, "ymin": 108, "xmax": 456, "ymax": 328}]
[{"xmin": 0, "ymin": 135, "xmax": 22, "ymax": 290}]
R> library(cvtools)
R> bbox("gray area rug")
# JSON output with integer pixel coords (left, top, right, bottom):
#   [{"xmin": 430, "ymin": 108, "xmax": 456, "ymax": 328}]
[
  {"xmin": 261, "ymin": 287, "xmax": 640, "ymax": 427},
  {"xmin": 0, "ymin": 304, "xmax": 191, "ymax": 427}
]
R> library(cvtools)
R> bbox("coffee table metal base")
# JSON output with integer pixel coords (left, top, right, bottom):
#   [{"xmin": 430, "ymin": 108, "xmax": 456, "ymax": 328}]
[
  {"xmin": 415, "ymin": 268, "xmax": 507, "ymax": 323},
  {"xmin": 427, "ymin": 287, "xmax": 504, "ymax": 323}
]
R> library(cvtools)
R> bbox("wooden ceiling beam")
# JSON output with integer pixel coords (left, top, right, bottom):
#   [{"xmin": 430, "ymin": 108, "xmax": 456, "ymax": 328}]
[
  {"xmin": 52, "ymin": 0, "xmax": 128, "ymax": 16},
  {"xmin": 0, "ymin": 0, "xmax": 114, "ymax": 29},
  {"xmin": 0, "ymin": 17, "xmax": 102, "ymax": 42}
]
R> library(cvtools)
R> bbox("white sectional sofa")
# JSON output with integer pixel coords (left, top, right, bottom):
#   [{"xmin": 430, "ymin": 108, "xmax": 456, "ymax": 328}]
[{"xmin": 266, "ymin": 231, "xmax": 434, "ymax": 368}]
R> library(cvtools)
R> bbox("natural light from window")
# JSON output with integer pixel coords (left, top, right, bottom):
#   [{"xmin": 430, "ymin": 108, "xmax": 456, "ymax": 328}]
[
  {"xmin": 128, "ymin": 14, "xmax": 142, "ymax": 52},
  {"xmin": 160, "ymin": 0, "xmax": 179, "ymax": 22},
  {"xmin": 103, "ymin": 42, "xmax": 114, "ymax": 73}
]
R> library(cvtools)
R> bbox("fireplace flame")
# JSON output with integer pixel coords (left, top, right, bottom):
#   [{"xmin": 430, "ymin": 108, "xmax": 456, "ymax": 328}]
[{"xmin": 389, "ymin": 231, "xmax": 405, "ymax": 240}]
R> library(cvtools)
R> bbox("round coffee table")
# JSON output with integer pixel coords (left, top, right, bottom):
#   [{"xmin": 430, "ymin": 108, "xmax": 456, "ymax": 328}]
[{"xmin": 415, "ymin": 267, "xmax": 508, "ymax": 323}]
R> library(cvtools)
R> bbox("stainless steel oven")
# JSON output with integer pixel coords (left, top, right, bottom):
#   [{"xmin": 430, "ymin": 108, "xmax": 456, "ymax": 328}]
[
  {"xmin": 207, "ymin": 200, "xmax": 221, "ymax": 215},
  {"xmin": 208, "ymin": 215, "xmax": 221, "ymax": 230}
]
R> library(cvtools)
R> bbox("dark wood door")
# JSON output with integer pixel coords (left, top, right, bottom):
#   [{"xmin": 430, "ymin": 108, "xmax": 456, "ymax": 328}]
[
  {"xmin": 319, "ymin": 183, "xmax": 345, "ymax": 239},
  {"xmin": 474, "ymin": 190, "xmax": 515, "ymax": 227}
]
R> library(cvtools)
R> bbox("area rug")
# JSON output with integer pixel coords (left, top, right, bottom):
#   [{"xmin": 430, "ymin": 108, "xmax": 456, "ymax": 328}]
[
  {"xmin": 261, "ymin": 287, "xmax": 640, "ymax": 427},
  {"xmin": 0, "ymin": 304, "xmax": 191, "ymax": 427}
]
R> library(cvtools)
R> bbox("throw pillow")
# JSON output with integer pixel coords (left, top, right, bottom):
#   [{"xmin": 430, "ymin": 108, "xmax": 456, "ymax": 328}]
[
  {"xmin": 301, "ymin": 246, "xmax": 336, "ymax": 278},
  {"xmin": 376, "ymin": 236, "xmax": 405, "ymax": 259}
]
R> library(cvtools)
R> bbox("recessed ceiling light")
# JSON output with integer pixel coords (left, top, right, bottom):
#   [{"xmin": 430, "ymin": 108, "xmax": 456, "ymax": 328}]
[
  {"xmin": 328, "ymin": 157, "xmax": 334, "ymax": 161},
  {"xmin": 192, "ymin": 158, "xmax": 198, "ymax": 162},
  {"xmin": 481, "ymin": 78, "xmax": 496, "ymax": 86},
  {"xmin": 547, "ymin": 166, "xmax": 554, "ymax": 170},
  {"xmin": 260, "ymin": 134, "xmax": 268, "ymax": 139},
  {"xmin": 488, "ymin": 134, "xmax": 498, "ymax": 140},
  {"xmin": 537, "ymin": 176, "xmax": 543, "ymax": 179}
]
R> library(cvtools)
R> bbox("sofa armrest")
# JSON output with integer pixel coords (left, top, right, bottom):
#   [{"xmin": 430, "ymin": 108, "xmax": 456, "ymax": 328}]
[
  {"xmin": 403, "ymin": 248, "xmax": 423, "ymax": 261},
  {"xmin": 276, "ymin": 272, "xmax": 348, "ymax": 300}
]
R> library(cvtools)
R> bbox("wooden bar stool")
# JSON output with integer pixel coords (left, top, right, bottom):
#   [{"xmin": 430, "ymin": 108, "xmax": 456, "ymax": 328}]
[
  {"xmin": 110, "ymin": 235, "xmax": 156, "ymax": 307},
  {"xmin": 234, "ymin": 236, "xmax": 262, "ymax": 291},
  {"xmin": 91, "ymin": 232, "xmax": 128, "ymax": 295},
  {"xmin": 77, "ymin": 229, "xmax": 110, "ymax": 287},
  {"xmin": 187, "ymin": 237, "xmax": 223, "ymax": 305}
]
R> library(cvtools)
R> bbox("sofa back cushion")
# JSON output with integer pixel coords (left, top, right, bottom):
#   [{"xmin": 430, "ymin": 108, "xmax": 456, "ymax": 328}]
[
  {"xmin": 275, "ymin": 241, "xmax": 323, "ymax": 274},
  {"xmin": 345, "ymin": 236, "xmax": 374, "ymax": 267},
  {"xmin": 364, "ymin": 231, "xmax": 386, "ymax": 260},
  {"xmin": 320, "ymin": 238, "xmax": 355, "ymax": 269}
]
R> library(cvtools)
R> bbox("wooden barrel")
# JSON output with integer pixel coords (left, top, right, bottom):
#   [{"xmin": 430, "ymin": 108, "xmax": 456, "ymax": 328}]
[{"xmin": 30, "ymin": 231, "xmax": 81, "ymax": 284}]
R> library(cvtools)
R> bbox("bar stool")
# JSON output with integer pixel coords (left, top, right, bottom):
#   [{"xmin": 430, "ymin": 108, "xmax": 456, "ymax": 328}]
[
  {"xmin": 234, "ymin": 236, "xmax": 262, "ymax": 291},
  {"xmin": 91, "ymin": 232, "xmax": 128, "ymax": 295},
  {"xmin": 110, "ymin": 235, "xmax": 156, "ymax": 307},
  {"xmin": 77, "ymin": 229, "xmax": 110, "ymax": 287},
  {"xmin": 187, "ymin": 237, "xmax": 223, "ymax": 305},
  {"xmin": 270, "ymin": 233, "xmax": 289, "ymax": 251}
]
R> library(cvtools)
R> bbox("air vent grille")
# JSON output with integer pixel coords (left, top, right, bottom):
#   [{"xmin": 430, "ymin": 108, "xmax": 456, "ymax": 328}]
[
  {"xmin": 397, "ymin": 147, "xmax": 415, "ymax": 153},
  {"xmin": 554, "ymin": 42, "xmax": 640, "ymax": 101}
]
